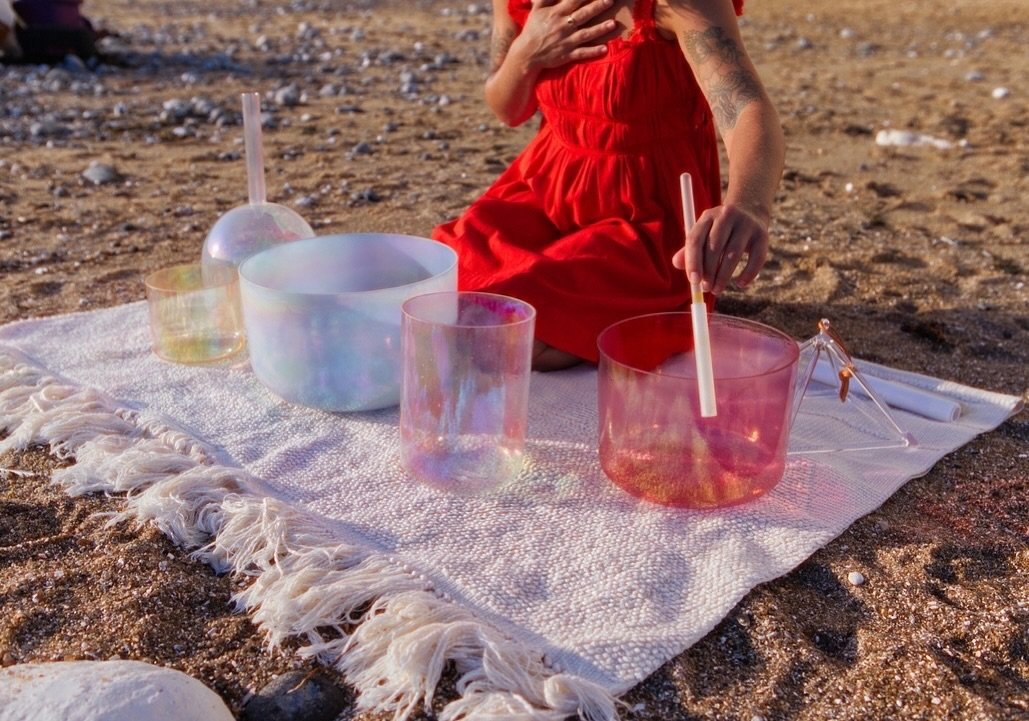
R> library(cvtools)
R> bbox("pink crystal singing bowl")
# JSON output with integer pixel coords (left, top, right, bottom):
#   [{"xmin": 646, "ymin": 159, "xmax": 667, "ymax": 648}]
[{"xmin": 597, "ymin": 312, "xmax": 799, "ymax": 509}]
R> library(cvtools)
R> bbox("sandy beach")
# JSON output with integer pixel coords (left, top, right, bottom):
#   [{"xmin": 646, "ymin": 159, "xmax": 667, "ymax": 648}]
[{"xmin": 1, "ymin": 0, "xmax": 1026, "ymax": 718}]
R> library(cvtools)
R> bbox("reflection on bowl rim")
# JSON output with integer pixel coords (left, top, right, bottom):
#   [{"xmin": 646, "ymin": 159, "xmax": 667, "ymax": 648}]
[
  {"xmin": 237, "ymin": 232, "xmax": 459, "ymax": 298},
  {"xmin": 597, "ymin": 311, "xmax": 799, "ymax": 381},
  {"xmin": 144, "ymin": 262, "xmax": 238, "ymax": 294},
  {"xmin": 401, "ymin": 291, "xmax": 537, "ymax": 331}
]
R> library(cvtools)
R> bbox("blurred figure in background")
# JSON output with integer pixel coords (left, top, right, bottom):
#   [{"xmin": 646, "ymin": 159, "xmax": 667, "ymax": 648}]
[
  {"xmin": 0, "ymin": 0, "xmax": 23, "ymax": 58},
  {"xmin": 5, "ymin": 0, "xmax": 96, "ymax": 63}
]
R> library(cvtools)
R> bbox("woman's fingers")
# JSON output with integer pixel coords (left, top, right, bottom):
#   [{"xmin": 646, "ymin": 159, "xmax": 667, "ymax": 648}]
[
  {"xmin": 564, "ymin": 0, "xmax": 612, "ymax": 30},
  {"xmin": 700, "ymin": 209, "xmax": 731, "ymax": 292},
  {"xmin": 681, "ymin": 211, "xmax": 710, "ymax": 287},
  {"xmin": 711, "ymin": 229, "xmax": 750, "ymax": 295},
  {"xmin": 558, "ymin": 6, "xmax": 615, "ymax": 62},
  {"xmin": 733, "ymin": 237, "xmax": 767, "ymax": 289},
  {"xmin": 522, "ymin": 0, "xmax": 614, "ymax": 69},
  {"xmin": 567, "ymin": 42, "xmax": 610, "ymax": 61},
  {"xmin": 684, "ymin": 204, "xmax": 770, "ymax": 295}
]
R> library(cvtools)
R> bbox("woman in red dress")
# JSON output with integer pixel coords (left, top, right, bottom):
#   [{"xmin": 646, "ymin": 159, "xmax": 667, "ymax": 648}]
[{"xmin": 432, "ymin": 0, "xmax": 784, "ymax": 370}]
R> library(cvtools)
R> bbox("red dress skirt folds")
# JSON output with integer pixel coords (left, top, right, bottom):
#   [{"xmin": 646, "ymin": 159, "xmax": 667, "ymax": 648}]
[{"xmin": 432, "ymin": 0, "xmax": 743, "ymax": 362}]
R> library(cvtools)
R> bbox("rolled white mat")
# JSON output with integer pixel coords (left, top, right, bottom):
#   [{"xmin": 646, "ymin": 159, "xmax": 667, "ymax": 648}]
[{"xmin": 811, "ymin": 359, "xmax": 961, "ymax": 422}]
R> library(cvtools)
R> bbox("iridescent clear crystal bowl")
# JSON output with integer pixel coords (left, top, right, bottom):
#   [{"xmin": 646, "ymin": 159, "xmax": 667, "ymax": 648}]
[{"xmin": 239, "ymin": 233, "xmax": 458, "ymax": 411}]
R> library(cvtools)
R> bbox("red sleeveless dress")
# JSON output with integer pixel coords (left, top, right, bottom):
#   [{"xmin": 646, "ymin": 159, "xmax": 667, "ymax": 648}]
[{"xmin": 432, "ymin": 0, "xmax": 744, "ymax": 362}]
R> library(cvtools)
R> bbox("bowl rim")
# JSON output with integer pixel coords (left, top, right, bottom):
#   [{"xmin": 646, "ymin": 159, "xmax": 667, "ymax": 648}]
[
  {"xmin": 145, "ymin": 262, "xmax": 238, "ymax": 294},
  {"xmin": 401, "ymin": 291, "xmax": 537, "ymax": 330},
  {"xmin": 237, "ymin": 232, "xmax": 459, "ymax": 297},
  {"xmin": 597, "ymin": 311, "xmax": 800, "ymax": 380}
]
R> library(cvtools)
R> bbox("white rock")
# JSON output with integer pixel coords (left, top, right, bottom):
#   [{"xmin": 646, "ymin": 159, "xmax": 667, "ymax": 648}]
[
  {"xmin": 847, "ymin": 571, "xmax": 866, "ymax": 586},
  {"xmin": 81, "ymin": 161, "xmax": 120, "ymax": 185},
  {"xmin": 991, "ymin": 86, "xmax": 1009, "ymax": 99},
  {"xmin": 875, "ymin": 129, "xmax": 954, "ymax": 150},
  {"xmin": 0, "ymin": 660, "xmax": 234, "ymax": 721}
]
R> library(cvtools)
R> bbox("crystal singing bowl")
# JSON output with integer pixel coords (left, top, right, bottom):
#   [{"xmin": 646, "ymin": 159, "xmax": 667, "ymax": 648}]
[
  {"xmin": 239, "ymin": 233, "xmax": 458, "ymax": 411},
  {"xmin": 201, "ymin": 202, "xmax": 314, "ymax": 276},
  {"xmin": 597, "ymin": 312, "xmax": 799, "ymax": 509}
]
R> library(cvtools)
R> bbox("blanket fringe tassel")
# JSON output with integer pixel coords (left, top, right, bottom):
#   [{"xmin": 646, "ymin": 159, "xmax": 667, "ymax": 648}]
[{"xmin": 0, "ymin": 348, "xmax": 620, "ymax": 721}]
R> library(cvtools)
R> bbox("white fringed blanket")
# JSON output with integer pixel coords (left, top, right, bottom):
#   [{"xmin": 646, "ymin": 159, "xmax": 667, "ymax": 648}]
[{"xmin": 0, "ymin": 303, "xmax": 1021, "ymax": 720}]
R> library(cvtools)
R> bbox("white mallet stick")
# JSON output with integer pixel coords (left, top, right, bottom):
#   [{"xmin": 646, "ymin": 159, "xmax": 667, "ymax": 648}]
[{"xmin": 680, "ymin": 172, "xmax": 717, "ymax": 418}]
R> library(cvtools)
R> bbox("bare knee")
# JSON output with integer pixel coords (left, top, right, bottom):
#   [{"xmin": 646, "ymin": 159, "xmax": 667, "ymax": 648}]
[{"xmin": 532, "ymin": 341, "xmax": 582, "ymax": 372}]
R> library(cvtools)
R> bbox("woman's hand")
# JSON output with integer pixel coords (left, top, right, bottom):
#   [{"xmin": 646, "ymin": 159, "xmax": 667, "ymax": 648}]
[
  {"xmin": 517, "ymin": 0, "xmax": 617, "ymax": 70},
  {"xmin": 672, "ymin": 201, "xmax": 769, "ymax": 296},
  {"xmin": 485, "ymin": 0, "xmax": 617, "ymax": 125}
]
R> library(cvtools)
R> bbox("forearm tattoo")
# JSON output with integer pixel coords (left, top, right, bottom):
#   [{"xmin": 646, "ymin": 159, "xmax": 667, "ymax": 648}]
[
  {"xmin": 707, "ymin": 69, "xmax": 762, "ymax": 130},
  {"xmin": 490, "ymin": 26, "xmax": 516, "ymax": 75},
  {"xmin": 683, "ymin": 25, "xmax": 740, "ymax": 65},
  {"xmin": 682, "ymin": 26, "xmax": 761, "ymax": 130}
]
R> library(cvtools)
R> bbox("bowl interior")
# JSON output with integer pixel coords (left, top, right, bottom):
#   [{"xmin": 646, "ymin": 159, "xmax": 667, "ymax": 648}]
[
  {"xmin": 598, "ymin": 312, "xmax": 798, "ymax": 380},
  {"xmin": 240, "ymin": 232, "xmax": 457, "ymax": 295}
]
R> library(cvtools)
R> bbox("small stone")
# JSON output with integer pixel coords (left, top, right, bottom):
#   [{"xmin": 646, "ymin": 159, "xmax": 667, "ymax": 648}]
[
  {"xmin": 991, "ymin": 86, "xmax": 1009, "ymax": 99},
  {"xmin": 274, "ymin": 84, "xmax": 302, "ymax": 107},
  {"xmin": 189, "ymin": 87, "xmax": 211, "ymax": 106},
  {"xmin": 162, "ymin": 98, "xmax": 191, "ymax": 120},
  {"xmin": 351, "ymin": 188, "xmax": 381, "ymax": 203},
  {"xmin": 240, "ymin": 670, "xmax": 351, "ymax": 721},
  {"xmin": 30, "ymin": 120, "xmax": 65, "ymax": 138},
  {"xmin": 81, "ymin": 162, "xmax": 120, "ymax": 185},
  {"xmin": 848, "ymin": 571, "xmax": 866, "ymax": 586},
  {"xmin": 61, "ymin": 54, "xmax": 88, "ymax": 73}
]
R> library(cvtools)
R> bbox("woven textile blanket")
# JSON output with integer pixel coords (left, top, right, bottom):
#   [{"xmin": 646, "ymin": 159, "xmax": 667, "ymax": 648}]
[{"xmin": 0, "ymin": 303, "xmax": 1021, "ymax": 720}]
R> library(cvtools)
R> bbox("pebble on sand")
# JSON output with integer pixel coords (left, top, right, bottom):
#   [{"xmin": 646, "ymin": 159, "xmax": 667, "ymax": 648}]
[
  {"xmin": 240, "ymin": 669, "xmax": 351, "ymax": 721},
  {"xmin": 848, "ymin": 571, "xmax": 866, "ymax": 586},
  {"xmin": 81, "ymin": 162, "xmax": 120, "ymax": 185}
]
